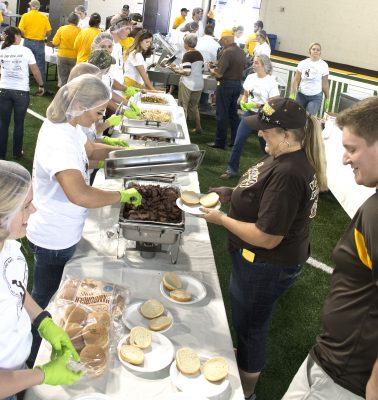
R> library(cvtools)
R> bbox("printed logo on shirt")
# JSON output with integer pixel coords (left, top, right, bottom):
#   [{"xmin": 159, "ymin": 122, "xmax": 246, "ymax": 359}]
[
  {"xmin": 238, "ymin": 161, "xmax": 264, "ymax": 188},
  {"xmin": 3, "ymin": 255, "xmax": 27, "ymax": 318}
]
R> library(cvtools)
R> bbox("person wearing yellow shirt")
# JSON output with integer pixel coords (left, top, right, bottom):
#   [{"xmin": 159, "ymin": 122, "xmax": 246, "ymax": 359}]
[
  {"xmin": 18, "ymin": 0, "xmax": 51, "ymax": 86},
  {"xmin": 74, "ymin": 12, "xmax": 101, "ymax": 63},
  {"xmin": 172, "ymin": 8, "xmax": 189, "ymax": 29},
  {"xmin": 0, "ymin": 1, "xmax": 6, "ymax": 25},
  {"xmin": 52, "ymin": 12, "xmax": 81, "ymax": 87},
  {"xmin": 245, "ymin": 20, "xmax": 264, "ymax": 56}
]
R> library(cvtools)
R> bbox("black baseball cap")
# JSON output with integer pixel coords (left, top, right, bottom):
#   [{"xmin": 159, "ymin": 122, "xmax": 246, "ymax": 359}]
[
  {"xmin": 245, "ymin": 97, "xmax": 308, "ymax": 130},
  {"xmin": 181, "ymin": 8, "xmax": 189, "ymax": 12}
]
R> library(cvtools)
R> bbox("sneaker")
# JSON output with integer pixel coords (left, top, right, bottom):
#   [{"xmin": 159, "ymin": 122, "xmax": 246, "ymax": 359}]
[{"xmin": 220, "ymin": 171, "xmax": 236, "ymax": 179}]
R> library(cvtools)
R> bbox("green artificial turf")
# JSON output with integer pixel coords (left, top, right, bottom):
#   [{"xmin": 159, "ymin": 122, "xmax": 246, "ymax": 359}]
[{"xmin": 6, "ymin": 91, "xmax": 351, "ymax": 399}]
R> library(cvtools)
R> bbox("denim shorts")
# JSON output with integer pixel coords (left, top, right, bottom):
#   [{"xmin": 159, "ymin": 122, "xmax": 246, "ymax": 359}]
[{"xmin": 230, "ymin": 249, "xmax": 303, "ymax": 372}]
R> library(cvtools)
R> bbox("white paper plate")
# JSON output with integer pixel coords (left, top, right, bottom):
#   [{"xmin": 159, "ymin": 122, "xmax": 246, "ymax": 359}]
[
  {"xmin": 160, "ymin": 275, "xmax": 207, "ymax": 305},
  {"xmin": 170, "ymin": 356, "xmax": 230, "ymax": 398},
  {"xmin": 117, "ymin": 332, "xmax": 174, "ymax": 373},
  {"xmin": 166, "ymin": 393, "xmax": 209, "ymax": 400},
  {"xmin": 123, "ymin": 301, "xmax": 173, "ymax": 333},
  {"xmin": 176, "ymin": 198, "xmax": 221, "ymax": 216},
  {"xmin": 72, "ymin": 394, "xmax": 112, "ymax": 400}
]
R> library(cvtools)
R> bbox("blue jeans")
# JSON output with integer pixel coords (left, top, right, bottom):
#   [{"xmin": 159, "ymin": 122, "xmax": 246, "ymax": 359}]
[
  {"xmin": 3, "ymin": 396, "xmax": 17, "ymax": 400},
  {"xmin": 0, "ymin": 89, "xmax": 30, "ymax": 159},
  {"xmin": 23, "ymin": 39, "xmax": 46, "ymax": 85},
  {"xmin": 214, "ymin": 80, "xmax": 243, "ymax": 147},
  {"xmin": 227, "ymin": 110, "xmax": 262, "ymax": 175},
  {"xmin": 27, "ymin": 240, "xmax": 77, "ymax": 366},
  {"xmin": 230, "ymin": 250, "xmax": 303, "ymax": 372},
  {"xmin": 296, "ymin": 91, "xmax": 323, "ymax": 116}
]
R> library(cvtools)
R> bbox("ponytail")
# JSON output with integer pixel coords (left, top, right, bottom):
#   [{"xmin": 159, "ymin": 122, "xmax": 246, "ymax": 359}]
[
  {"xmin": 1, "ymin": 26, "xmax": 21, "ymax": 50},
  {"xmin": 302, "ymin": 115, "xmax": 328, "ymax": 191}
]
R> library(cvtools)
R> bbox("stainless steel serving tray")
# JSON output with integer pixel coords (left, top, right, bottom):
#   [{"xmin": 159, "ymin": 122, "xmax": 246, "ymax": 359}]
[
  {"xmin": 105, "ymin": 145, "xmax": 205, "ymax": 179},
  {"xmin": 121, "ymin": 123, "xmax": 185, "ymax": 140}
]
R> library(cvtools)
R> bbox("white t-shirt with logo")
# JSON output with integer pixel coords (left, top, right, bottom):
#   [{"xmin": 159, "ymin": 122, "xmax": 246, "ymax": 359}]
[
  {"xmin": 27, "ymin": 120, "xmax": 90, "ymax": 250},
  {"xmin": 297, "ymin": 58, "xmax": 329, "ymax": 96},
  {"xmin": 243, "ymin": 73, "xmax": 280, "ymax": 112},
  {"xmin": 0, "ymin": 240, "xmax": 32, "ymax": 370},
  {"xmin": 124, "ymin": 51, "xmax": 146, "ymax": 86},
  {"xmin": 253, "ymin": 42, "xmax": 271, "ymax": 58},
  {"xmin": 0, "ymin": 44, "xmax": 36, "ymax": 91}
]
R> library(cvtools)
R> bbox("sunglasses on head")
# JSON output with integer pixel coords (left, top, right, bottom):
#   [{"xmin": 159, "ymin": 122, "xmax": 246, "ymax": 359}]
[{"xmin": 257, "ymin": 108, "xmax": 287, "ymax": 130}]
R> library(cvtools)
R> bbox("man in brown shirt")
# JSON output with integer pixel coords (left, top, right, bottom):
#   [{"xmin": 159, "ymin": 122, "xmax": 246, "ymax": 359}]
[{"xmin": 207, "ymin": 29, "xmax": 246, "ymax": 149}]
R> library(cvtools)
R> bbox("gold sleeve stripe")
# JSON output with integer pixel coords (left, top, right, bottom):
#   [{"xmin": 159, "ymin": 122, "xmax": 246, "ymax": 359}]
[{"xmin": 354, "ymin": 228, "xmax": 372, "ymax": 270}]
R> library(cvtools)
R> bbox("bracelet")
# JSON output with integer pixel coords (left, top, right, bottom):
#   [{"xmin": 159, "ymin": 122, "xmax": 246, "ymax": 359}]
[{"xmin": 32, "ymin": 310, "xmax": 52, "ymax": 329}]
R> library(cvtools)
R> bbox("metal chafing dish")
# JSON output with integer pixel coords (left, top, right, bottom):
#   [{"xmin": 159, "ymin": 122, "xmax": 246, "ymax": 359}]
[
  {"xmin": 106, "ymin": 144, "xmax": 205, "ymax": 263},
  {"xmin": 105, "ymin": 145, "xmax": 205, "ymax": 179},
  {"xmin": 120, "ymin": 122, "xmax": 185, "ymax": 142},
  {"xmin": 118, "ymin": 180, "xmax": 184, "ymax": 264}
]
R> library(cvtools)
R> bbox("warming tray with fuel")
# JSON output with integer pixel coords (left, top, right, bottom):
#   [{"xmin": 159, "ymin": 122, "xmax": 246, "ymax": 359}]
[
  {"xmin": 118, "ymin": 181, "xmax": 185, "ymax": 263},
  {"xmin": 105, "ymin": 145, "xmax": 205, "ymax": 179}
]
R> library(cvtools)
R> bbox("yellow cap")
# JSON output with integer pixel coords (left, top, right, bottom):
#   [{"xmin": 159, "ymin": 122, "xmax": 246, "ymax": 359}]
[{"xmin": 219, "ymin": 29, "xmax": 234, "ymax": 39}]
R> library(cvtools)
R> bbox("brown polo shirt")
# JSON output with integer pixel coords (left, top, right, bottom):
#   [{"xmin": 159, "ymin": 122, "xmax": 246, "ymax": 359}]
[{"xmin": 217, "ymin": 43, "xmax": 246, "ymax": 81}]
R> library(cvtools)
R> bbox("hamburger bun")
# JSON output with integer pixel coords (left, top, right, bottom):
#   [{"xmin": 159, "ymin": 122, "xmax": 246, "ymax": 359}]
[
  {"xmin": 140, "ymin": 299, "xmax": 165, "ymax": 319},
  {"xmin": 129, "ymin": 326, "xmax": 152, "ymax": 349},
  {"xmin": 180, "ymin": 191, "xmax": 200, "ymax": 206},
  {"xmin": 82, "ymin": 322, "xmax": 109, "ymax": 348},
  {"xmin": 199, "ymin": 192, "xmax": 220, "ymax": 208},
  {"xmin": 88, "ymin": 311, "xmax": 111, "ymax": 329},
  {"xmin": 119, "ymin": 344, "xmax": 144, "ymax": 365},
  {"xmin": 176, "ymin": 347, "xmax": 200, "ymax": 375},
  {"xmin": 203, "ymin": 357, "xmax": 229, "ymax": 382},
  {"xmin": 65, "ymin": 322, "xmax": 85, "ymax": 351},
  {"xmin": 64, "ymin": 304, "xmax": 88, "ymax": 325},
  {"xmin": 148, "ymin": 315, "xmax": 172, "ymax": 331},
  {"xmin": 80, "ymin": 344, "xmax": 107, "ymax": 374},
  {"xmin": 170, "ymin": 289, "xmax": 192, "ymax": 302},
  {"xmin": 162, "ymin": 271, "xmax": 182, "ymax": 291}
]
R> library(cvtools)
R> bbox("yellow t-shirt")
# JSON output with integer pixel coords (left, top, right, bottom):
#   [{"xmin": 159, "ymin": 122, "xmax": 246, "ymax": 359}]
[
  {"xmin": 52, "ymin": 25, "xmax": 81, "ymax": 58},
  {"xmin": 74, "ymin": 27, "xmax": 101, "ymax": 63},
  {"xmin": 119, "ymin": 37, "xmax": 135, "ymax": 52},
  {"xmin": 18, "ymin": 10, "xmax": 52, "ymax": 41},
  {"xmin": 172, "ymin": 15, "xmax": 185, "ymax": 29}
]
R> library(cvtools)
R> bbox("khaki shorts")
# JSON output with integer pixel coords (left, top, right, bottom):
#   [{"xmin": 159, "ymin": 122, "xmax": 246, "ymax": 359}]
[{"xmin": 282, "ymin": 355, "xmax": 364, "ymax": 400}]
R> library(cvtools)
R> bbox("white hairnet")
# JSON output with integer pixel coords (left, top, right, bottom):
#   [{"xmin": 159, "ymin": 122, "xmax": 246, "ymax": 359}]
[
  {"xmin": 68, "ymin": 62, "xmax": 102, "ymax": 82},
  {"xmin": 91, "ymin": 32, "xmax": 114, "ymax": 51},
  {"xmin": 0, "ymin": 160, "xmax": 31, "ymax": 241},
  {"xmin": 46, "ymin": 74, "xmax": 111, "ymax": 123}
]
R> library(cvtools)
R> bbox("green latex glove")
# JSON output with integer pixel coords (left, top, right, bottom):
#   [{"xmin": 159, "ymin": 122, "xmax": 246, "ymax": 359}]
[
  {"xmin": 129, "ymin": 101, "xmax": 141, "ymax": 115},
  {"xmin": 106, "ymin": 114, "xmax": 122, "ymax": 127},
  {"xmin": 324, "ymin": 98, "xmax": 330, "ymax": 111},
  {"xmin": 123, "ymin": 109, "xmax": 140, "ymax": 119},
  {"xmin": 241, "ymin": 100, "xmax": 257, "ymax": 111},
  {"xmin": 97, "ymin": 160, "xmax": 105, "ymax": 169},
  {"xmin": 289, "ymin": 92, "xmax": 296, "ymax": 100},
  {"xmin": 119, "ymin": 188, "xmax": 142, "ymax": 206},
  {"xmin": 38, "ymin": 317, "xmax": 80, "ymax": 362},
  {"xmin": 35, "ymin": 350, "xmax": 82, "ymax": 386},
  {"xmin": 103, "ymin": 136, "xmax": 129, "ymax": 147},
  {"xmin": 124, "ymin": 87, "xmax": 141, "ymax": 97}
]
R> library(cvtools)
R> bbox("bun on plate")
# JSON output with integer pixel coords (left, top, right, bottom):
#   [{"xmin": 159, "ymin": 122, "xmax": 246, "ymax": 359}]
[
  {"xmin": 129, "ymin": 326, "xmax": 152, "ymax": 349},
  {"xmin": 162, "ymin": 271, "xmax": 182, "ymax": 291},
  {"xmin": 181, "ymin": 191, "xmax": 200, "ymax": 206},
  {"xmin": 140, "ymin": 299, "xmax": 165, "ymax": 319},
  {"xmin": 203, "ymin": 356, "xmax": 229, "ymax": 382},
  {"xmin": 176, "ymin": 347, "xmax": 200, "ymax": 375},
  {"xmin": 148, "ymin": 315, "xmax": 172, "ymax": 331},
  {"xmin": 170, "ymin": 289, "xmax": 192, "ymax": 302},
  {"xmin": 199, "ymin": 192, "xmax": 220, "ymax": 208},
  {"xmin": 119, "ymin": 344, "xmax": 144, "ymax": 365}
]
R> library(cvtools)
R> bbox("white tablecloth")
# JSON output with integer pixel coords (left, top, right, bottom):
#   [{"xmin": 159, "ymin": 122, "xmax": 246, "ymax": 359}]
[
  {"xmin": 322, "ymin": 121, "xmax": 375, "ymax": 218},
  {"xmin": 25, "ymin": 106, "xmax": 244, "ymax": 400}
]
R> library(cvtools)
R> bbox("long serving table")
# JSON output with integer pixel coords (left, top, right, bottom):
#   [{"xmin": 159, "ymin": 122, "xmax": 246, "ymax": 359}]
[
  {"xmin": 25, "ymin": 107, "xmax": 244, "ymax": 400},
  {"xmin": 322, "ymin": 120, "xmax": 375, "ymax": 218}
]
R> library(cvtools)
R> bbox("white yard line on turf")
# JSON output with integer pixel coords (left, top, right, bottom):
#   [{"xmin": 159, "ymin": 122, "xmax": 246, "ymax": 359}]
[
  {"xmin": 27, "ymin": 108, "xmax": 46, "ymax": 122},
  {"xmin": 25, "ymin": 108, "xmax": 335, "ymax": 276}
]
